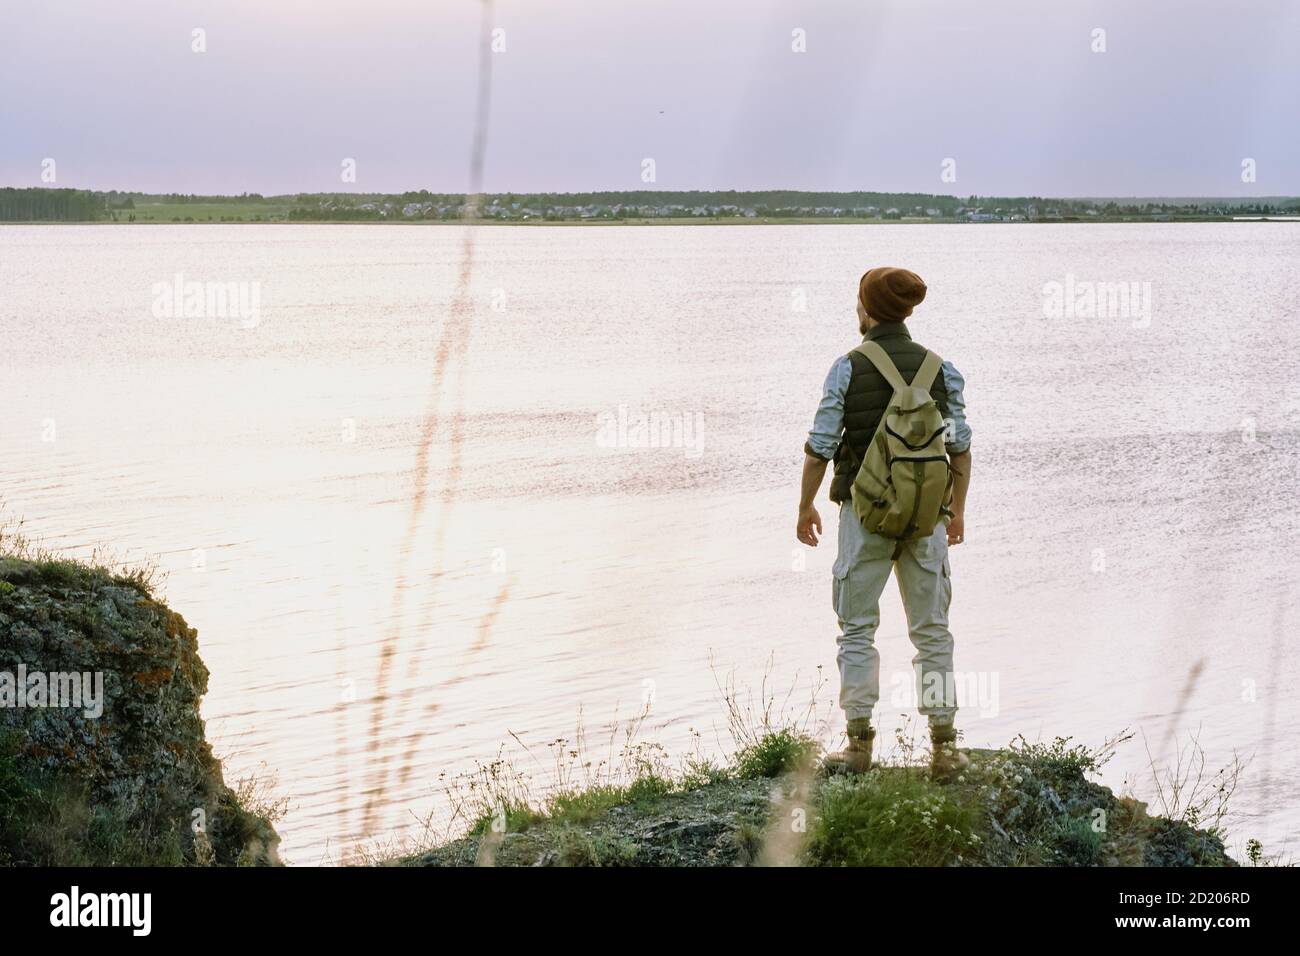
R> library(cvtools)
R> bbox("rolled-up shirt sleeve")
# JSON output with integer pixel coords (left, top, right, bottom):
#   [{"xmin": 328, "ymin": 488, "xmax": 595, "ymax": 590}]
[
  {"xmin": 804, "ymin": 355, "xmax": 852, "ymax": 461},
  {"xmin": 941, "ymin": 360, "xmax": 972, "ymax": 454}
]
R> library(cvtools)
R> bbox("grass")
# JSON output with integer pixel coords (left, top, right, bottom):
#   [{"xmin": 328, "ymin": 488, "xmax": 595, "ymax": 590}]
[
  {"xmin": 1009, "ymin": 733, "xmax": 1112, "ymax": 780},
  {"xmin": 0, "ymin": 733, "xmax": 287, "ymax": 866},
  {"xmin": 368, "ymin": 663, "xmax": 827, "ymax": 865},
  {"xmin": 552, "ymin": 829, "xmax": 639, "ymax": 866},
  {"xmin": 1140, "ymin": 727, "xmax": 1244, "ymax": 838},
  {"xmin": 803, "ymin": 728, "xmax": 1258, "ymax": 868},
  {"xmin": 545, "ymin": 785, "xmax": 639, "ymax": 825},
  {"xmin": 443, "ymin": 721, "xmax": 684, "ymax": 842},
  {"xmin": 808, "ymin": 768, "xmax": 984, "ymax": 866},
  {"xmin": 388, "ymin": 666, "xmax": 1263, "ymax": 868},
  {"xmin": 402, "ymin": 717, "xmax": 990, "ymax": 867},
  {"xmin": 0, "ymin": 732, "xmax": 187, "ymax": 866},
  {"xmin": 126, "ymin": 200, "xmax": 296, "ymax": 223},
  {"xmin": 716, "ymin": 654, "xmax": 829, "ymax": 780},
  {"xmin": 734, "ymin": 727, "xmax": 821, "ymax": 780},
  {"xmin": 0, "ymin": 509, "xmax": 162, "ymax": 597},
  {"xmin": 1050, "ymin": 814, "xmax": 1106, "ymax": 866}
]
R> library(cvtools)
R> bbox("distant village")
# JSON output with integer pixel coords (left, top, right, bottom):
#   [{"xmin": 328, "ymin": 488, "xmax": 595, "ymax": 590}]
[
  {"xmin": 3, "ymin": 186, "xmax": 1295, "ymax": 224},
  {"xmin": 288, "ymin": 195, "xmax": 1294, "ymax": 223}
]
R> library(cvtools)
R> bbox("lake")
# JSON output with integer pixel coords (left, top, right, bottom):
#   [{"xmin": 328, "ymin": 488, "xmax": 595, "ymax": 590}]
[{"xmin": 2, "ymin": 222, "xmax": 1297, "ymax": 863}]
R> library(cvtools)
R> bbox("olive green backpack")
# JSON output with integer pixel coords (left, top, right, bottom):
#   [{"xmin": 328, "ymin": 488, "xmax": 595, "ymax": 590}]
[{"xmin": 844, "ymin": 341, "xmax": 954, "ymax": 541}]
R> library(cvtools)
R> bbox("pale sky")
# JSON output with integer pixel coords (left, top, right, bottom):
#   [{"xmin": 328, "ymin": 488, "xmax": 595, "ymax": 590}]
[{"xmin": 2, "ymin": 0, "xmax": 1297, "ymax": 197}]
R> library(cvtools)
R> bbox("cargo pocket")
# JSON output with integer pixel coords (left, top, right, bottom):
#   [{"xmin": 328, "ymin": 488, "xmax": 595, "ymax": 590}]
[
  {"xmin": 831, "ymin": 551, "xmax": 850, "ymax": 617},
  {"xmin": 909, "ymin": 528, "xmax": 947, "ymax": 573},
  {"xmin": 831, "ymin": 503, "xmax": 856, "ymax": 580},
  {"xmin": 940, "ymin": 555, "xmax": 953, "ymax": 612}
]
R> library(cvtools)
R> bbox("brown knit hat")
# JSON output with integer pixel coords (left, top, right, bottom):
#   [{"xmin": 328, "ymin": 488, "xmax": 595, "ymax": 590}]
[{"xmin": 858, "ymin": 267, "xmax": 927, "ymax": 323}]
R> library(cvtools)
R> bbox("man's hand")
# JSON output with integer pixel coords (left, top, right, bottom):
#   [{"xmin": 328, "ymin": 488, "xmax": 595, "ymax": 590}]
[
  {"xmin": 947, "ymin": 511, "xmax": 965, "ymax": 547},
  {"xmin": 947, "ymin": 451, "xmax": 971, "ymax": 547},
  {"xmin": 797, "ymin": 504, "xmax": 823, "ymax": 547},
  {"xmin": 797, "ymin": 454, "xmax": 830, "ymax": 546}
]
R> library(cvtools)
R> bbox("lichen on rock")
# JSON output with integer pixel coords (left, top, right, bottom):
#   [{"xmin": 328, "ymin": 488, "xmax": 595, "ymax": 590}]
[{"xmin": 0, "ymin": 556, "xmax": 280, "ymax": 866}]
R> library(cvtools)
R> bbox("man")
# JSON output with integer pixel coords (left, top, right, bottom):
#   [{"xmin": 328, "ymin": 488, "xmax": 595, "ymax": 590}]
[{"xmin": 796, "ymin": 267, "xmax": 972, "ymax": 780}]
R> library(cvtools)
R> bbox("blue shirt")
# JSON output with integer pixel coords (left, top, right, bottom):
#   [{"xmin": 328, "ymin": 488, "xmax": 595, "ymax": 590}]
[{"xmin": 806, "ymin": 338, "xmax": 971, "ymax": 460}]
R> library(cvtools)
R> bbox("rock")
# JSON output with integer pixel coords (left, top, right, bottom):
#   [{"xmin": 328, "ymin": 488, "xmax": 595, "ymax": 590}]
[
  {"xmin": 0, "ymin": 558, "xmax": 280, "ymax": 865},
  {"xmin": 988, "ymin": 813, "xmax": 1009, "ymax": 841}
]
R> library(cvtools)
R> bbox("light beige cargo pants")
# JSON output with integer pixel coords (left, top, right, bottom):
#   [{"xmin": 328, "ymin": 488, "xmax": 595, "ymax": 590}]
[{"xmin": 832, "ymin": 501, "xmax": 956, "ymax": 727}]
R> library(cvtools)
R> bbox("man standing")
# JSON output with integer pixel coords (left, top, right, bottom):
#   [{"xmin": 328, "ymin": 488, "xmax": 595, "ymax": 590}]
[{"xmin": 796, "ymin": 267, "xmax": 972, "ymax": 780}]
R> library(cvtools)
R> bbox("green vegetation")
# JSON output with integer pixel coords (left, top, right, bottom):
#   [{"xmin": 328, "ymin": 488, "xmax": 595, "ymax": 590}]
[
  {"xmin": 0, "ymin": 512, "xmax": 160, "ymax": 596},
  {"xmin": 733, "ymin": 726, "xmax": 821, "ymax": 779},
  {"xmin": 400, "ymin": 722, "xmax": 1257, "ymax": 868},
  {"xmin": 390, "ymin": 666, "xmax": 1260, "ymax": 869},
  {"xmin": 130, "ymin": 200, "xmax": 296, "ymax": 223},
  {"xmin": 0, "ymin": 732, "xmax": 186, "ymax": 866},
  {"xmin": 4, "ymin": 186, "xmax": 1298, "ymax": 223},
  {"xmin": 0, "ymin": 514, "xmax": 285, "ymax": 866},
  {"xmin": 809, "ymin": 767, "xmax": 982, "ymax": 866},
  {"xmin": 0, "ymin": 733, "xmax": 285, "ymax": 866},
  {"xmin": 1, "ymin": 187, "xmax": 106, "ymax": 222}
]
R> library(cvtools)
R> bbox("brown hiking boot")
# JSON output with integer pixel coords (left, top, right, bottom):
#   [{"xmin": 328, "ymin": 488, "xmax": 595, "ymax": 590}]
[
  {"xmin": 929, "ymin": 723, "xmax": 970, "ymax": 783},
  {"xmin": 824, "ymin": 719, "xmax": 876, "ymax": 775}
]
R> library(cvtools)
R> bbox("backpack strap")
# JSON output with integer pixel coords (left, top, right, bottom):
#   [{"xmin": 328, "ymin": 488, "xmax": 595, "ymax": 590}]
[
  {"xmin": 914, "ymin": 350, "xmax": 944, "ymax": 393},
  {"xmin": 853, "ymin": 341, "xmax": 945, "ymax": 394},
  {"xmin": 852, "ymin": 341, "xmax": 908, "ymax": 392}
]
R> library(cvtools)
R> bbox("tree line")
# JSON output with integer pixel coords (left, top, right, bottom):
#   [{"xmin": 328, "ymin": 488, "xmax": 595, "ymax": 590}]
[{"xmin": 0, "ymin": 188, "xmax": 107, "ymax": 221}]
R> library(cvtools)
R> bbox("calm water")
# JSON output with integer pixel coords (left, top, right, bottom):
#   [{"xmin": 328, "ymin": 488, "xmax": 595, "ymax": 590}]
[{"xmin": 2, "ymin": 223, "xmax": 1298, "ymax": 863}]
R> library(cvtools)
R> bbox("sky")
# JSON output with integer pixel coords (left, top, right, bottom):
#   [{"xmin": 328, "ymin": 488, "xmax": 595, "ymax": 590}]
[{"xmin": 1, "ymin": 0, "xmax": 1297, "ymax": 197}]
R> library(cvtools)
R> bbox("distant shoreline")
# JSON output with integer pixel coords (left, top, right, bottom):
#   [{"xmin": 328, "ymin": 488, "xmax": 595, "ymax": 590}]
[
  {"xmin": 5, "ymin": 186, "xmax": 1296, "ymax": 226},
  {"xmin": 5, "ymin": 216, "xmax": 1299, "ymax": 226}
]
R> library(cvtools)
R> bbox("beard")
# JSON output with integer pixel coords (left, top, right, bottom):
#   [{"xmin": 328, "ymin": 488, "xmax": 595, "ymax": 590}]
[{"xmin": 856, "ymin": 300, "xmax": 871, "ymax": 335}]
